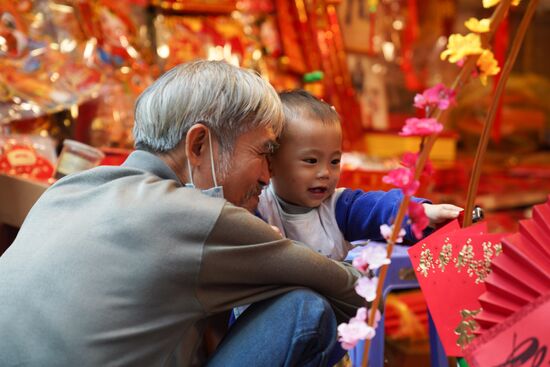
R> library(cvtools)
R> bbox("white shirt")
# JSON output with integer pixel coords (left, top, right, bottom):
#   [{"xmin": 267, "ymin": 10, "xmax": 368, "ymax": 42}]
[{"xmin": 257, "ymin": 185, "xmax": 352, "ymax": 260}]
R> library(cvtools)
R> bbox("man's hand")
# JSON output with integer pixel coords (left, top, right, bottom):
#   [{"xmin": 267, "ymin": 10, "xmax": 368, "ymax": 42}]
[{"xmin": 422, "ymin": 203, "xmax": 463, "ymax": 227}]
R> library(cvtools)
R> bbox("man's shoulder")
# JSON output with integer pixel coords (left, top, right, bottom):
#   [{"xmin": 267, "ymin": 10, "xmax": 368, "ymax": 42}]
[{"xmin": 45, "ymin": 165, "xmax": 227, "ymax": 220}]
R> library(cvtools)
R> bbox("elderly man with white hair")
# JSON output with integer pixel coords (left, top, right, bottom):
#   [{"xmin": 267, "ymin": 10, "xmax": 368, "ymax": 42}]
[{"xmin": 0, "ymin": 60, "xmax": 363, "ymax": 367}]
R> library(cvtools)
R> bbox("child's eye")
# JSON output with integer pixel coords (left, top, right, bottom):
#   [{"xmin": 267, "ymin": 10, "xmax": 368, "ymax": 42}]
[
  {"xmin": 303, "ymin": 158, "xmax": 317, "ymax": 164},
  {"xmin": 331, "ymin": 159, "xmax": 341, "ymax": 165}
]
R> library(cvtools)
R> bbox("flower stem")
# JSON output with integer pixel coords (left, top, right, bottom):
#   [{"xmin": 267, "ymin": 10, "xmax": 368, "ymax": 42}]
[{"xmin": 463, "ymin": 0, "xmax": 539, "ymax": 227}]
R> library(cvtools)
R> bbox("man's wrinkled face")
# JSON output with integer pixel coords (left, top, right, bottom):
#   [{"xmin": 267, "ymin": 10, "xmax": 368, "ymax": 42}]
[{"xmin": 218, "ymin": 126, "xmax": 278, "ymax": 212}]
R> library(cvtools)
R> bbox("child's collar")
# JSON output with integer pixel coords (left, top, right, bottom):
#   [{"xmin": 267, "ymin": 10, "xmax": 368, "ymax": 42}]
[{"xmin": 272, "ymin": 190, "xmax": 314, "ymax": 215}]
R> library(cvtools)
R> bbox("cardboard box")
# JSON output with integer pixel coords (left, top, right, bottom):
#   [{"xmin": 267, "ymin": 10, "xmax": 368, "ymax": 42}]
[{"xmin": 0, "ymin": 173, "xmax": 48, "ymax": 228}]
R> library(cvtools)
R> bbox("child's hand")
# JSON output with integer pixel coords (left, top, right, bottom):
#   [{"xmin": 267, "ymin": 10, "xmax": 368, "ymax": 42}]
[{"xmin": 422, "ymin": 203, "xmax": 463, "ymax": 227}]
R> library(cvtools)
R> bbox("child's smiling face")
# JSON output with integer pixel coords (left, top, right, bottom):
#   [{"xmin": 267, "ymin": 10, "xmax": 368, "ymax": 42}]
[{"xmin": 270, "ymin": 116, "xmax": 342, "ymax": 208}]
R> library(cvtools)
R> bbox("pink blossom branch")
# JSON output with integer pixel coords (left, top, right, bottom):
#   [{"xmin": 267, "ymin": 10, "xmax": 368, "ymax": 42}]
[{"xmin": 360, "ymin": 1, "xmax": 516, "ymax": 365}]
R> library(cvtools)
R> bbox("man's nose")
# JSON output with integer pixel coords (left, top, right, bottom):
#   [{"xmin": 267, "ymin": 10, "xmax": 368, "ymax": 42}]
[{"xmin": 259, "ymin": 157, "xmax": 270, "ymax": 186}]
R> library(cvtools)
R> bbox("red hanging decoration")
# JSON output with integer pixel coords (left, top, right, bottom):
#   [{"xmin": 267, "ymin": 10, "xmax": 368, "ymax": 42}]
[
  {"xmin": 401, "ymin": 0, "xmax": 421, "ymax": 91},
  {"xmin": 491, "ymin": 16, "xmax": 509, "ymax": 143}
]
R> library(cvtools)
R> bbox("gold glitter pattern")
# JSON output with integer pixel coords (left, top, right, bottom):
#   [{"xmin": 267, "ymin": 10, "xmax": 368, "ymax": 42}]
[
  {"xmin": 454, "ymin": 308, "xmax": 481, "ymax": 349},
  {"xmin": 437, "ymin": 241, "xmax": 453, "ymax": 272},
  {"xmin": 415, "ymin": 238, "xmax": 502, "ymax": 283},
  {"xmin": 417, "ymin": 244, "xmax": 434, "ymax": 277}
]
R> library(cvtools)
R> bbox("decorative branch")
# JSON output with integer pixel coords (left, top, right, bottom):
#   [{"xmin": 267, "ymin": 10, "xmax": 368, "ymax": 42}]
[
  {"xmin": 462, "ymin": 0, "xmax": 540, "ymax": 227},
  {"xmin": 360, "ymin": 0, "xmax": 522, "ymax": 365}
]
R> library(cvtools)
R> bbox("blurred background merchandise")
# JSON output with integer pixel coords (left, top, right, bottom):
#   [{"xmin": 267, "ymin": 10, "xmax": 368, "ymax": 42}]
[
  {"xmin": 0, "ymin": 0, "xmax": 548, "ymax": 228},
  {"xmin": 1, "ymin": 1, "xmax": 549, "ymax": 363}
]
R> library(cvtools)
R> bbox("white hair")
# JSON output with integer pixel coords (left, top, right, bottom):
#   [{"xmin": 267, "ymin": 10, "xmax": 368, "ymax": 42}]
[{"xmin": 133, "ymin": 60, "xmax": 284, "ymax": 159}]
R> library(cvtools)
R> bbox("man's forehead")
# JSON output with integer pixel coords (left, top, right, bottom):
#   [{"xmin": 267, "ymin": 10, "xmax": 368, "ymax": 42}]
[
  {"xmin": 264, "ymin": 126, "xmax": 277, "ymax": 140},
  {"xmin": 239, "ymin": 126, "xmax": 277, "ymax": 149},
  {"xmin": 257, "ymin": 127, "xmax": 277, "ymax": 145}
]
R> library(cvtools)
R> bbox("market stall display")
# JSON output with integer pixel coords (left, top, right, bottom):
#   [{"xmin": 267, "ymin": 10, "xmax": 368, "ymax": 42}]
[{"xmin": 0, "ymin": 1, "xmax": 549, "ymax": 365}]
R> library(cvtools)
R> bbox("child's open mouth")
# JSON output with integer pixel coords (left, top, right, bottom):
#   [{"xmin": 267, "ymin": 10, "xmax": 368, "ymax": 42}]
[{"xmin": 308, "ymin": 187, "xmax": 328, "ymax": 196}]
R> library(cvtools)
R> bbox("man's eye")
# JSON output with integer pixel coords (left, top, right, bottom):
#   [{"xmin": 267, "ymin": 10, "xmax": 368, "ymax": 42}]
[
  {"xmin": 303, "ymin": 158, "xmax": 317, "ymax": 164},
  {"xmin": 266, "ymin": 142, "xmax": 280, "ymax": 154}
]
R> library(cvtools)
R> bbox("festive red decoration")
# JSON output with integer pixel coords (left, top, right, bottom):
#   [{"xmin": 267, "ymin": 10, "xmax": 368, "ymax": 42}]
[
  {"xmin": 0, "ymin": 144, "xmax": 54, "ymax": 181},
  {"xmin": 408, "ymin": 220, "xmax": 508, "ymax": 356}
]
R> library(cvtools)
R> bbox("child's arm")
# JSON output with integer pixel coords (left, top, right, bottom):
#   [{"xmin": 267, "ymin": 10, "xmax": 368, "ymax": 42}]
[
  {"xmin": 335, "ymin": 188, "xmax": 424, "ymax": 244},
  {"xmin": 335, "ymin": 189, "xmax": 460, "ymax": 244}
]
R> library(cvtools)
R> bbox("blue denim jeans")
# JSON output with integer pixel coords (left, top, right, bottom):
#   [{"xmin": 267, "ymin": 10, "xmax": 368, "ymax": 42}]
[{"xmin": 206, "ymin": 289, "xmax": 338, "ymax": 367}]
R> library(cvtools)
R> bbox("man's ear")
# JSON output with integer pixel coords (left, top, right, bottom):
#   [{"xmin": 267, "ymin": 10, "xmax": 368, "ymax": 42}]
[{"xmin": 185, "ymin": 124, "xmax": 209, "ymax": 167}]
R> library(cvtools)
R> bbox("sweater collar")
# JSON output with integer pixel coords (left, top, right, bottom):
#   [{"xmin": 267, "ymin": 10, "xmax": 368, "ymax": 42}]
[
  {"xmin": 269, "ymin": 185, "xmax": 313, "ymax": 215},
  {"xmin": 122, "ymin": 150, "xmax": 182, "ymax": 185}
]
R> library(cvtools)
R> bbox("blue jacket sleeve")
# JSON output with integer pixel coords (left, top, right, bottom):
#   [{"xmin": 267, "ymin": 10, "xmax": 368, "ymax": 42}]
[{"xmin": 335, "ymin": 188, "xmax": 431, "ymax": 245}]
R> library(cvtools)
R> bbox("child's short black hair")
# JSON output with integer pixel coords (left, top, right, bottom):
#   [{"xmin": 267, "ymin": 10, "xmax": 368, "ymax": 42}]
[{"xmin": 279, "ymin": 90, "xmax": 341, "ymax": 126}]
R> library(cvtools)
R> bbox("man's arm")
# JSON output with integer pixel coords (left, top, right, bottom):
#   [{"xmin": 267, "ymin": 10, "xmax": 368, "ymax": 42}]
[{"xmin": 196, "ymin": 204, "xmax": 364, "ymax": 323}]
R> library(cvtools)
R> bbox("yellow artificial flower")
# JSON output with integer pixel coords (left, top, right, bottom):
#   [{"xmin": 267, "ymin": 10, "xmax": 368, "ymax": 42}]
[
  {"xmin": 483, "ymin": 0, "xmax": 520, "ymax": 8},
  {"xmin": 465, "ymin": 17, "xmax": 491, "ymax": 33},
  {"xmin": 440, "ymin": 33, "xmax": 484, "ymax": 63},
  {"xmin": 477, "ymin": 50, "xmax": 500, "ymax": 85}
]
